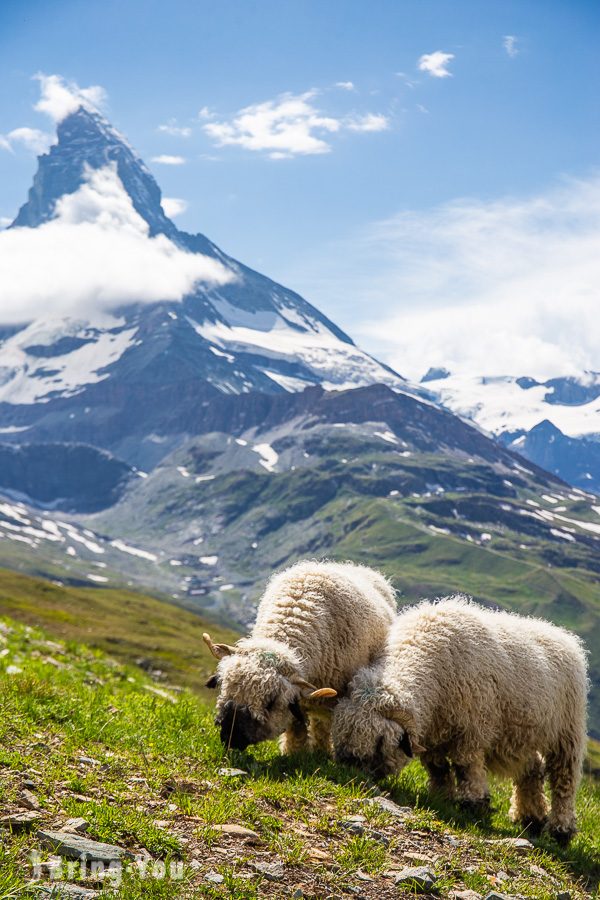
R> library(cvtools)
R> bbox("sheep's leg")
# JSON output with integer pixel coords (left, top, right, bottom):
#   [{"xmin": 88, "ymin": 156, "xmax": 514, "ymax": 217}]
[
  {"xmin": 422, "ymin": 752, "xmax": 455, "ymax": 799},
  {"xmin": 308, "ymin": 712, "xmax": 332, "ymax": 753},
  {"xmin": 453, "ymin": 755, "xmax": 491, "ymax": 813},
  {"xmin": 545, "ymin": 734, "xmax": 584, "ymax": 845},
  {"xmin": 279, "ymin": 717, "xmax": 309, "ymax": 755},
  {"xmin": 509, "ymin": 753, "xmax": 548, "ymax": 835}
]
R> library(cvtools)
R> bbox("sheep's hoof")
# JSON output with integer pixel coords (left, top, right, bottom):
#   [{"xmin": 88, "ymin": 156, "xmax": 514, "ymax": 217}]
[
  {"xmin": 521, "ymin": 815, "xmax": 547, "ymax": 837},
  {"xmin": 546, "ymin": 823, "xmax": 576, "ymax": 847}
]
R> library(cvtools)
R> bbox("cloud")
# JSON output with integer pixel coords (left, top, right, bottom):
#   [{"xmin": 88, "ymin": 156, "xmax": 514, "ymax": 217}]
[
  {"xmin": 198, "ymin": 106, "xmax": 214, "ymax": 120},
  {"xmin": 346, "ymin": 113, "xmax": 389, "ymax": 133},
  {"xmin": 151, "ymin": 154, "xmax": 186, "ymax": 165},
  {"xmin": 0, "ymin": 164, "xmax": 233, "ymax": 324},
  {"xmin": 0, "ymin": 135, "xmax": 12, "ymax": 152},
  {"xmin": 0, "ymin": 216, "xmax": 11, "ymax": 229},
  {"xmin": 161, "ymin": 197, "xmax": 188, "ymax": 217},
  {"xmin": 6, "ymin": 127, "xmax": 54, "ymax": 154},
  {"xmin": 418, "ymin": 51, "xmax": 455, "ymax": 78},
  {"xmin": 158, "ymin": 121, "xmax": 192, "ymax": 138},
  {"xmin": 34, "ymin": 74, "xmax": 107, "ymax": 122},
  {"xmin": 289, "ymin": 174, "xmax": 600, "ymax": 381},
  {"xmin": 335, "ymin": 81, "xmax": 355, "ymax": 91},
  {"xmin": 503, "ymin": 35, "xmax": 519, "ymax": 57},
  {"xmin": 204, "ymin": 90, "xmax": 390, "ymax": 159}
]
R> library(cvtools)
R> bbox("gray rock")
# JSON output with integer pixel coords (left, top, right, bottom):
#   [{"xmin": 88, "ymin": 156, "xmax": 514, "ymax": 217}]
[
  {"xmin": 34, "ymin": 885, "xmax": 100, "ymax": 898},
  {"xmin": 251, "ymin": 860, "xmax": 285, "ymax": 881},
  {"xmin": 20, "ymin": 789, "xmax": 41, "ymax": 810},
  {"xmin": 555, "ymin": 894, "xmax": 571, "ymax": 900},
  {"xmin": 366, "ymin": 796, "xmax": 412, "ymax": 819},
  {"xmin": 60, "ymin": 818, "xmax": 89, "ymax": 834},
  {"xmin": 341, "ymin": 820, "xmax": 365, "ymax": 835},
  {"xmin": 204, "ymin": 872, "xmax": 224, "ymax": 884},
  {"xmin": 1, "ymin": 810, "xmax": 42, "ymax": 830},
  {"xmin": 451, "ymin": 891, "xmax": 482, "ymax": 900},
  {"xmin": 369, "ymin": 829, "xmax": 390, "ymax": 846},
  {"xmin": 484, "ymin": 893, "xmax": 515, "ymax": 900},
  {"xmin": 37, "ymin": 830, "xmax": 133, "ymax": 862},
  {"xmin": 218, "ymin": 767, "xmax": 248, "ymax": 777},
  {"xmin": 394, "ymin": 866, "xmax": 437, "ymax": 892},
  {"xmin": 485, "ymin": 837, "xmax": 533, "ymax": 854}
]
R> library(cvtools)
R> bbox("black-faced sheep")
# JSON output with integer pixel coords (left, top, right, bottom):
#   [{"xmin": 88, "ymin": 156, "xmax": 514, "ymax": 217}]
[
  {"xmin": 203, "ymin": 560, "xmax": 396, "ymax": 753},
  {"xmin": 331, "ymin": 596, "xmax": 588, "ymax": 845}
]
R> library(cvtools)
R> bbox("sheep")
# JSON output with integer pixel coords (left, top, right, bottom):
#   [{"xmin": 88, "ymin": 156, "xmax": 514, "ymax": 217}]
[
  {"xmin": 331, "ymin": 596, "xmax": 588, "ymax": 845},
  {"xmin": 203, "ymin": 560, "xmax": 397, "ymax": 754}
]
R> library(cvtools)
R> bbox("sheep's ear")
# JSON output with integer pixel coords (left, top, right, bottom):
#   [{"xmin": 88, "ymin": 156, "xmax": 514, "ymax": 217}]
[
  {"xmin": 205, "ymin": 673, "xmax": 220, "ymax": 689},
  {"xmin": 203, "ymin": 632, "xmax": 235, "ymax": 660},
  {"xmin": 289, "ymin": 675, "xmax": 337, "ymax": 700}
]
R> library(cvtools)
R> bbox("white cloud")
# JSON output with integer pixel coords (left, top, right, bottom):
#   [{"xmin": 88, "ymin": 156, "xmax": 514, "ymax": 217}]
[
  {"xmin": 0, "ymin": 135, "xmax": 12, "ymax": 152},
  {"xmin": 151, "ymin": 154, "xmax": 186, "ymax": 165},
  {"xmin": 161, "ymin": 197, "xmax": 188, "ymax": 218},
  {"xmin": 158, "ymin": 121, "xmax": 192, "ymax": 138},
  {"xmin": 198, "ymin": 106, "xmax": 214, "ymax": 120},
  {"xmin": 346, "ymin": 113, "xmax": 389, "ymax": 133},
  {"xmin": 503, "ymin": 35, "xmax": 519, "ymax": 58},
  {"xmin": 335, "ymin": 81, "xmax": 355, "ymax": 91},
  {"xmin": 0, "ymin": 164, "xmax": 233, "ymax": 324},
  {"xmin": 34, "ymin": 74, "xmax": 107, "ymax": 122},
  {"xmin": 204, "ymin": 90, "xmax": 390, "ymax": 159},
  {"xmin": 0, "ymin": 216, "xmax": 11, "ymax": 229},
  {"xmin": 204, "ymin": 90, "xmax": 340, "ymax": 158},
  {"xmin": 418, "ymin": 51, "xmax": 455, "ymax": 78},
  {"xmin": 346, "ymin": 175, "xmax": 600, "ymax": 380},
  {"xmin": 7, "ymin": 127, "xmax": 53, "ymax": 155}
]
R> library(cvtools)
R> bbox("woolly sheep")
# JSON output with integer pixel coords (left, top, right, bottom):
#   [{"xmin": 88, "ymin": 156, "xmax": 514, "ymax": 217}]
[
  {"xmin": 331, "ymin": 596, "xmax": 588, "ymax": 845},
  {"xmin": 203, "ymin": 560, "xmax": 396, "ymax": 753}
]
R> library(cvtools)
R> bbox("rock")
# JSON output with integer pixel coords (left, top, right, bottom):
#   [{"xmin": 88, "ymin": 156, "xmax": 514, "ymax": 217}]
[
  {"xmin": 251, "ymin": 860, "xmax": 285, "ymax": 881},
  {"xmin": 365, "ymin": 796, "xmax": 412, "ymax": 818},
  {"xmin": 34, "ymin": 881, "xmax": 100, "ymax": 900},
  {"xmin": 484, "ymin": 893, "xmax": 515, "ymax": 900},
  {"xmin": 485, "ymin": 837, "xmax": 533, "ymax": 854},
  {"xmin": 20, "ymin": 789, "xmax": 41, "ymax": 810},
  {"xmin": 308, "ymin": 847, "xmax": 331, "ymax": 861},
  {"xmin": 451, "ymin": 892, "xmax": 482, "ymax": 900},
  {"xmin": 205, "ymin": 872, "xmax": 224, "ymax": 884},
  {"xmin": 394, "ymin": 866, "xmax": 438, "ymax": 892},
  {"xmin": 37, "ymin": 830, "xmax": 133, "ymax": 862},
  {"xmin": 218, "ymin": 767, "xmax": 248, "ymax": 777},
  {"xmin": 34, "ymin": 884, "xmax": 100, "ymax": 898},
  {"xmin": 60, "ymin": 818, "xmax": 89, "ymax": 834},
  {"xmin": 212, "ymin": 823, "xmax": 260, "ymax": 840},
  {"xmin": 555, "ymin": 894, "xmax": 571, "ymax": 900},
  {"xmin": 1, "ymin": 810, "xmax": 42, "ymax": 830},
  {"xmin": 291, "ymin": 891, "xmax": 305, "ymax": 899},
  {"xmin": 76, "ymin": 756, "xmax": 99, "ymax": 767},
  {"xmin": 341, "ymin": 820, "xmax": 365, "ymax": 835},
  {"xmin": 403, "ymin": 851, "xmax": 433, "ymax": 863},
  {"xmin": 23, "ymin": 778, "xmax": 37, "ymax": 790},
  {"xmin": 369, "ymin": 830, "xmax": 390, "ymax": 846}
]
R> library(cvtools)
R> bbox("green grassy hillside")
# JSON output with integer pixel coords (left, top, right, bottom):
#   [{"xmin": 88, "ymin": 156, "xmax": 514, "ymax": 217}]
[
  {"xmin": 0, "ymin": 567, "xmax": 238, "ymax": 698},
  {"xmin": 1, "ymin": 616, "xmax": 599, "ymax": 899}
]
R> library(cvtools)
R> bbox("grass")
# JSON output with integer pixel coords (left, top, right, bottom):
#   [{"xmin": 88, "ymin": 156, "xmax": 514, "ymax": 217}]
[
  {"xmin": 1, "ymin": 615, "xmax": 599, "ymax": 898},
  {"xmin": 0, "ymin": 566, "xmax": 239, "ymax": 699}
]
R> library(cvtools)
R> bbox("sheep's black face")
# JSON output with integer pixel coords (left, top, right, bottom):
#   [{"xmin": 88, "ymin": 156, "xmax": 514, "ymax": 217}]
[
  {"xmin": 336, "ymin": 736, "xmax": 391, "ymax": 778},
  {"xmin": 215, "ymin": 700, "xmax": 271, "ymax": 751}
]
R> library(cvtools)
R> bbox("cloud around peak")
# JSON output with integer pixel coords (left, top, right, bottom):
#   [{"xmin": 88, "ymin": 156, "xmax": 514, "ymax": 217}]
[
  {"xmin": 34, "ymin": 74, "xmax": 107, "ymax": 122},
  {"xmin": 0, "ymin": 164, "xmax": 232, "ymax": 324}
]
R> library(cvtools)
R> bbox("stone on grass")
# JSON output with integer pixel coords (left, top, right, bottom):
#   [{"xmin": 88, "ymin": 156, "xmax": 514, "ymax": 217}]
[
  {"xmin": 485, "ymin": 837, "xmax": 533, "ymax": 854},
  {"xmin": 251, "ymin": 860, "xmax": 285, "ymax": 881},
  {"xmin": 394, "ymin": 866, "xmax": 437, "ymax": 892},
  {"xmin": 555, "ymin": 894, "xmax": 571, "ymax": 900},
  {"xmin": 34, "ymin": 884, "xmax": 100, "ymax": 898},
  {"xmin": 60, "ymin": 818, "xmax": 89, "ymax": 834},
  {"xmin": 212, "ymin": 823, "xmax": 260, "ymax": 840},
  {"xmin": 451, "ymin": 891, "xmax": 482, "ymax": 900},
  {"xmin": 204, "ymin": 872, "xmax": 224, "ymax": 884},
  {"xmin": 484, "ymin": 893, "xmax": 516, "ymax": 900},
  {"xmin": 1, "ymin": 810, "xmax": 41, "ymax": 830},
  {"xmin": 365, "ymin": 796, "xmax": 412, "ymax": 818},
  {"xmin": 20, "ymin": 789, "xmax": 41, "ymax": 810},
  {"xmin": 218, "ymin": 767, "xmax": 248, "ymax": 777},
  {"xmin": 37, "ymin": 830, "xmax": 133, "ymax": 863}
]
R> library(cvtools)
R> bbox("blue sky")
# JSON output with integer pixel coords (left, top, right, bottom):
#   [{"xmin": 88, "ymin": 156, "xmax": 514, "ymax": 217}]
[{"xmin": 1, "ymin": 0, "xmax": 599, "ymax": 378}]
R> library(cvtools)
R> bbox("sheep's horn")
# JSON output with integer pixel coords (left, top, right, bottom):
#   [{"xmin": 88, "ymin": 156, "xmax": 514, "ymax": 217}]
[
  {"xmin": 203, "ymin": 632, "xmax": 235, "ymax": 660},
  {"xmin": 290, "ymin": 674, "xmax": 337, "ymax": 699}
]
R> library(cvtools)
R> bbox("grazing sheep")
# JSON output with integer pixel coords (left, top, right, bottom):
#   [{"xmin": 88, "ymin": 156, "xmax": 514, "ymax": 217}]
[
  {"xmin": 203, "ymin": 560, "xmax": 396, "ymax": 754},
  {"xmin": 331, "ymin": 596, "xmax": 588, "ymax": 845}
]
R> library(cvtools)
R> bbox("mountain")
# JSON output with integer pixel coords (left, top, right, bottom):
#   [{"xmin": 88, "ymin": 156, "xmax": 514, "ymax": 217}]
[
  {"xmin": 0, "ymin": 106, "xmax": 415, "ymax": 469},
  {"xmin": 422, "ymin": 370, "xmax": 600, "ymax": 494}
]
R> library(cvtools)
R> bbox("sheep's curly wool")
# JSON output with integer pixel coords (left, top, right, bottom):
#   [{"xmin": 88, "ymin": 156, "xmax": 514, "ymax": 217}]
[
  {"xmin": 331, "ymin": 596, "xmax": 588, "ymax": 844},
  {"xmin": 213, "ymin": 560, "xmax": 397, "ymax": 753}
]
